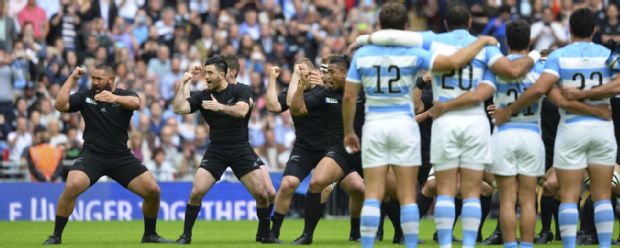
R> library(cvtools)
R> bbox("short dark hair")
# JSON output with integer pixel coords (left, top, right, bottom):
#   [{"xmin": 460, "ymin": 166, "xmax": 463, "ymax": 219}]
[
  {"xmin": 328, "ymin": 54, "xmax": 350, "ymax": 71},
  {"xmin": 204, "ymin": 56, "xmax": 228, "ymax": 73},
  {"xmin": 378, "ymin": 2, "xmax": 408, "ymax": 30},
  {"xmin": 499, "ymin": 4, "xmax": 511, "ymax": 14},
  {"xmin": 445, "ymin": 4, "xmax": 470, "ymax": 30},
  {"xmin": 95, "ymin": 64, "xmax": 115, "ymax": 77},
  {"xmin": 570, "ymin": 8, "xmax": 596, "ymax": 38},
  {"xmin": 506, "ymin": 19, "xmax": 530, "ymax": 51}
]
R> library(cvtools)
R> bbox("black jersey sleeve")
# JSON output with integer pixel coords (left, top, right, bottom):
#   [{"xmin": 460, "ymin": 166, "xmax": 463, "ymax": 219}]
[
  {"xmin": 186, "ymin": 91, "xmax": 205, "ymax": 113},
  {"xmin": 277, "ymin": 89, "xmax": 289, "ymax": 112},
  {"xmin": 234, "ymin": 84, "xmax": 252, "ymax": 105},
  {"xmin": 68, "ymin": 90, "xmax": 85, "ymax": 112},
  {"xmin": 304, "ymin": 88, "xmax": 326, "ymax": 112}
]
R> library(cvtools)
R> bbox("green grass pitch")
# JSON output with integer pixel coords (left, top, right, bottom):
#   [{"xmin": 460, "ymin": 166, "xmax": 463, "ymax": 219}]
[{"xmin": 1, "ymin": 218, "xmax": 618, "ymax": 247}]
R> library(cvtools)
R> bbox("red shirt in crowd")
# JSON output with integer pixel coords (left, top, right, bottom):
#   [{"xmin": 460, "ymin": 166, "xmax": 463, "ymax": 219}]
[{"xmin": 17, "ymin": 4, "xmax": 46, "ymax": 39}]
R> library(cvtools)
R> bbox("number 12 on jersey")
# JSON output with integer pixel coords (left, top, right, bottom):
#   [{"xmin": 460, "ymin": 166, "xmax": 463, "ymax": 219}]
[{"xmin": 373, "ymin": 65, "xmax": 402, "ymax": 94}]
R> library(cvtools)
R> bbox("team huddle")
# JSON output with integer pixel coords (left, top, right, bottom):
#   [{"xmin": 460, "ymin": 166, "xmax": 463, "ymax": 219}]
[{"xmin": 40, "ymin": 2, "xmax": 620, "ymax": 248}]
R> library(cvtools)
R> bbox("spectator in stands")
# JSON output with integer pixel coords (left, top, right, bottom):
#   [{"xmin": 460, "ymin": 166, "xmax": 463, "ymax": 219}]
[
  {"xmin": 147, "ymin": 44, "xmax": 171, "ymax": 81},
  {"xmin": 48, "ymin": 119, "xmax": 67, "ymax": 148},
  {"xmin": 0, "ymin": 0, "xmax": 19, "ymax": 52},
  {"xmin": 48, "ymin": 0, "xmax": 81, "ymax": 51},
  {"xmin": 38, "ymin": 98, "xmax": 58, "ymax": 127},
  {"xmin": 154, "ymin": 7, "xmax": 175, "ymax": 47},
  {"xmin": 240, "ymin": 8, "xmax": 260, "ymax": 40},
  {"xmin": 160, "ymin": 57, "xmax": 182, "ymax": 102},
  {"xmin": 23, "ymin": 126, "xmax": 62, "ymax": 182},
  {"xmin": 129, "ymin": 131, "xmax": 150, "ymax": 163},
  {"xmin": 193, "ymin": 124, "xmax": 209, "ymax": 156},
  {"xmin": 531, "ymin": 7, "xmax": 568, "ymax": 51},
  {"xmin": 146, "ymin": 147, "xmax": 175, "ymax": 182},
  {"xmin": 601, "ymin": 4, "xmax": 620, "ymax": 43},
  {"xmin": 148, "ymin": 101, "xmax": 165, "ymax": 135},
  {"xmin": 158, "ymin": 125, "xmax": 181, "ymax": 166},
  {"xmin": 482, "ymin": 5, "xmax": 512, "ymax": 54},
  {"xmin": 7, "ymin": 116, "xmax": 32, "ymax": 162},
  {"xmin": 16, "ymin": 0, "xmax": 48, "ymax": 43},
  {"xmin": 0, "ymin": 48, "xmax": 14, "ymax": 122},
  {"xmin": 117, "ymin": 0, "xmax": 145, "ymax": 24}
]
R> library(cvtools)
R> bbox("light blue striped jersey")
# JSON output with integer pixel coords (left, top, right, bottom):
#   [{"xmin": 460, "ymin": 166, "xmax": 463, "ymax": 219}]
[
  {"xmin": 422, "ymin": 29, "xmax": 503, "ymax": 116},
  {"xmin": 346, "ymin": 45, "xmax": 435, "ymax": 121},
  {"xmin": 483, "ymin": 54, "xmax": 545, "ymax": 129},
  {"xmin": 543, "ymin": 42, "xmax": 613, "ymax": 124}
]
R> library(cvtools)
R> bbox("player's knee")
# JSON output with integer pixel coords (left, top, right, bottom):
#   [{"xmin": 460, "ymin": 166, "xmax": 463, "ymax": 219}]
[
  {"xmin": 422, "ymin": 180, "xmax": 436, "ymax": 196},
  {"xmin": 280, "ymin": 178, "xmax": 300, "ymax": 194},
  {"xmin": 348, "ymin": 181, "xmax": 365, "ymax": 199},
  {"xmin": 63, "ymin": 180, "xmax": 87, "ymax": 197},
  {"xmin": 309, "ymin": 177, "xmax": 327, "ymax": 193},
  {"xmin": 143, "ymin": 183, "xmax": 161, "ymax": 200}
]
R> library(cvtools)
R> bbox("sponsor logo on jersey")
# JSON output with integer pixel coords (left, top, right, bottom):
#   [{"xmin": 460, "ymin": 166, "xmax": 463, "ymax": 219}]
[
  {"xmin": 85, "ymin": 97, "xmax": 97, "ymax": 105},
  {"xmin": 325, "ymin": 97, "xmax": 338, "ymax": 104}
]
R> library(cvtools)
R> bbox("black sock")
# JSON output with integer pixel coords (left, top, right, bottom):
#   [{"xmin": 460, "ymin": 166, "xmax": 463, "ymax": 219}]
[
  {"xmin": 417, "ymin": 191, "xmax": 434, "ymax": 217},
  {"xmin": 53, "ymin": 215, "xmax": 69, "ymax": 237},
  {"xmin": 540, "ymin": 195, "xmax": 554, "ymax": 232},
  {"xmin": 454, "ymin": 197, "xmax": 463, "ymax": 229},
  {"xmin": 580, "ymin": 196, "xmax": 595, "ymax": 234},
  {"xmin": 350, "ymin": 218, "xmax": 360, "ymax": 238},
  {"xmin": 183, "ymin": 204, "xmax": 201, "ymax": 237},
  {"xmin": 303, "ymin": 192, "xmax": 323, "ymax": 237},
  {"xmin": 144, "ymin": 217, "xmax": 157, "ymax": 236},
  {"xmin": 257, "ymin": 206, "xmax": 272, "ymax": 237},
  {"xmin": 386, "ymin": 200, "xmax": 402, "ymax": 238},
  {"xmin": 378, "ymin": 202, "xmax": 387, "ymax": 235},
  {"xmin": 478, "ymin": 194, "xmax": 493, "ymax": 239},
  {"xmin": 552, "ymin": 198, "xmax": 560, "ymax": 237},
  {"xmin": 271, "ymin": 212, "xmax": 285, "ymax": 239}
]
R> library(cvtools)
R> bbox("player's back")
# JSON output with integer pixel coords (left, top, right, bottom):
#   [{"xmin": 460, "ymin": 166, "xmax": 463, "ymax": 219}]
[
  {"xmin": 349, "ymin": 45, "xmax": 432, "ymax": 121},
  {"xmin": 491, "ymin": 55, "xmax": 545, "ymax": 128},
  {"xmin": 424, "ymin": 29, "xmax": 501, "ymax": 116},
  {"xmin": 545, "ymin": 42, "xmax": 613, "ymax": 124}
]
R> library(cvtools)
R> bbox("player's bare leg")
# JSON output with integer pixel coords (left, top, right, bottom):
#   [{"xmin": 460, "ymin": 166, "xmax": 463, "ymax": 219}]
[
  {"xmin": 585, "ymin": 165, "xmax": 615, "ymax": 248},
  {"xmin": 240, "ymin": 168, "xmax": 278, "ymax": 243},
  {"xmin": 517, "ymin": 175, "xmax": 538, "ymax": 244},
  {"xmin": 127, "ymin": 171, "xmax": 170, "ymax": 243},
  {"xmin": 271, "ymin": 175, "xmax": 301, "ymax": 238},
  {"xmin": 44, "ymin": 171, "xmax": 91, "ymax": 245},
  {"xmin": 495, "ymin": 175, "xmax": 518, "ymax": 244},
  {"xmin": 177, "ymin": 168, "xmax": 217, "ymax": 244}
]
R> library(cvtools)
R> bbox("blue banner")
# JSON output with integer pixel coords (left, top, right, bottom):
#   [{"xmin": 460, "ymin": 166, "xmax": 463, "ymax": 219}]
[
  {"xmin": 1, "ymin": 181, "xmax": 259, "ymax": 221},
  {"xmin": 0, "ymin": 171, "xmax": 314, "ymax": 221}
]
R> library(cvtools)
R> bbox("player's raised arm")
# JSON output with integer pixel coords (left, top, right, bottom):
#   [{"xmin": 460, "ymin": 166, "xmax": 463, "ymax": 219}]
[
  {"xmin": 286, "ymin": 64, "xmax": 303, "ymax": 106},
  {"xmin": 547, "ymin": 86, "xmax": 612, "ymax": 120},
  {"xmin": 172, "ymin": 71, "xmax": 193, "ymax": 114},
  {"xmin": 290, "ymin": 68, "xmax": 311, "ymax": 116},
  {"xmin": 265, "ymin": 66, "xmax": 283, "ymax": 113},
  {"xmin": 431, "ymin": 36, "xmax": 498, "ymax": 71},
  {"xmin": 55, "ymin": 67, "xmax": 83, "ymax": 113}
]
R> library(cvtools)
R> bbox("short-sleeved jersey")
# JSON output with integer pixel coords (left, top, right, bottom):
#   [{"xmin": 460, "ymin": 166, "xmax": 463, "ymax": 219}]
[
  {"xmin": 277, "ymin": 87, "xmax": 329, "ymax": 151},
  {"xmin": 187, "ymin": 83, "xmax": 252, "ymax": 148},
  {"xmin": 319, "ymin": 88, "xmax": 364, "ymax": 147},
  {"xmin": 483, "ymin": 54, "xmax": 545, "ymax": 126},
  {"xmin": 68, "ymin": 88, "xmax": 138, "ymax": 154},
  {"xmin": 543, "ymin": 42, "xmax": 613, "ymax": 124},
  {"xmin": 346, "ymin": 45, "xmax": 435, "ymax": 121},
  {"xmin": 423, "ymin": 29, "xmax": 503, "ymax": 116}
]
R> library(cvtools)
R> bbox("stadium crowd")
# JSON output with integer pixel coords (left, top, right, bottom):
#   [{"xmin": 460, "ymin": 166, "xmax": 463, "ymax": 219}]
[{"xmin": 0, "ymin": 0, "xmax": 617, "ymax": 183}]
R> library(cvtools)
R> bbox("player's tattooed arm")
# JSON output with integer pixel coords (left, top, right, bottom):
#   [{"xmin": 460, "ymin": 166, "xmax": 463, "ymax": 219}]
[
  {"xmin": 432, "ymin": 36, "xmax": 498, "ymax": 71},
  {"xmin": 55, "ymin": 67, "xmax": 83, "ymax": 112},
  {"xmin": 172, "ymin": 72, "xmax": 193, "ymax": 114},
  {"xmin": 495, "ymin": 72, "xmax": 557, "ymax": 125},
  {"xmin": 290, "ymin": 68, "xmax": 310, "ymax": 116},
  {"xmin": 548, "ymin": 86, "xmax": 611, "ymax": 120},
  {"xmin": 266, "ymin": 66, "xmax": 283, "ymax": 113}
]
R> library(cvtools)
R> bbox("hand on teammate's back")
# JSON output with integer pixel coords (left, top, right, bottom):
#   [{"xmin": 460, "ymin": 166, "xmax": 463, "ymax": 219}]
[
  {"xmin": 592, "ymin": 104, "xmax": 612, "ymax": 120},
  {"xmin": 494, "ymin": 108, "xmax": 512, "ymax": 125},
  {"xmin": 428, "ymin": 101, "xmax": 446, "ymax": 119},
  {"xmin": 479, "ymin": 35, "xmax": 499, "ymax": 46},
  {"xmin": 561, "ymin": 87, "xmax": 585, "ymax": 100},
  {"xmin": 486, "ymin": 104, "xmax": 496, "ymax": 118}
]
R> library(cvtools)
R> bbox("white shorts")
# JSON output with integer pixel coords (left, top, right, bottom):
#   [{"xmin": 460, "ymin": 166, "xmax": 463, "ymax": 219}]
[
  {"xmin": 430, "ymin": 115, "xmax": 491, "ymax": 171},
  {"xmin": 362, "ymin": 117, "xmax": 421, "ymax": 168},
  {"xmin": 554, "ymin": 122, "xmax": 617, "ymax": 170},
  {"xmin": 488, "ymin": 125, "xmax": 545, "ymax": 177}
]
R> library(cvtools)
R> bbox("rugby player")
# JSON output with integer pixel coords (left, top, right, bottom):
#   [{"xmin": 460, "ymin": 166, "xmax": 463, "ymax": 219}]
[
  {"xmin": 172, "ymin": 56, "xmax": 276, "ymax": 244},
  {"xmin": 44, "ymin": 65, "xmax": 170, "ymax": 244}
]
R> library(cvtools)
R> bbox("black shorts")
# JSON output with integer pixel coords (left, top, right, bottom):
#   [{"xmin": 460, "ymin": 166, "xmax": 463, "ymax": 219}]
[
  {"xmin": 200, "ymin": 145, "xmax": 261, "ymax": 181},
  {"xmin": 283, "ymin": 147, "xmax": 325, "ymax": 180},
  {"xmin": 612, "ymin": 97, "xmax": 620, "ymax": 164},
  {"xmin": 249, "ymin": 146, "xmax": 265, "ymax": 167},
  {"xmin": 71, "ymin": 149, "xmax": 148, "ymax": 188},
  {"xmin": 325, "ymin": 145, "xmax": 362, "ymax": 177}
]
